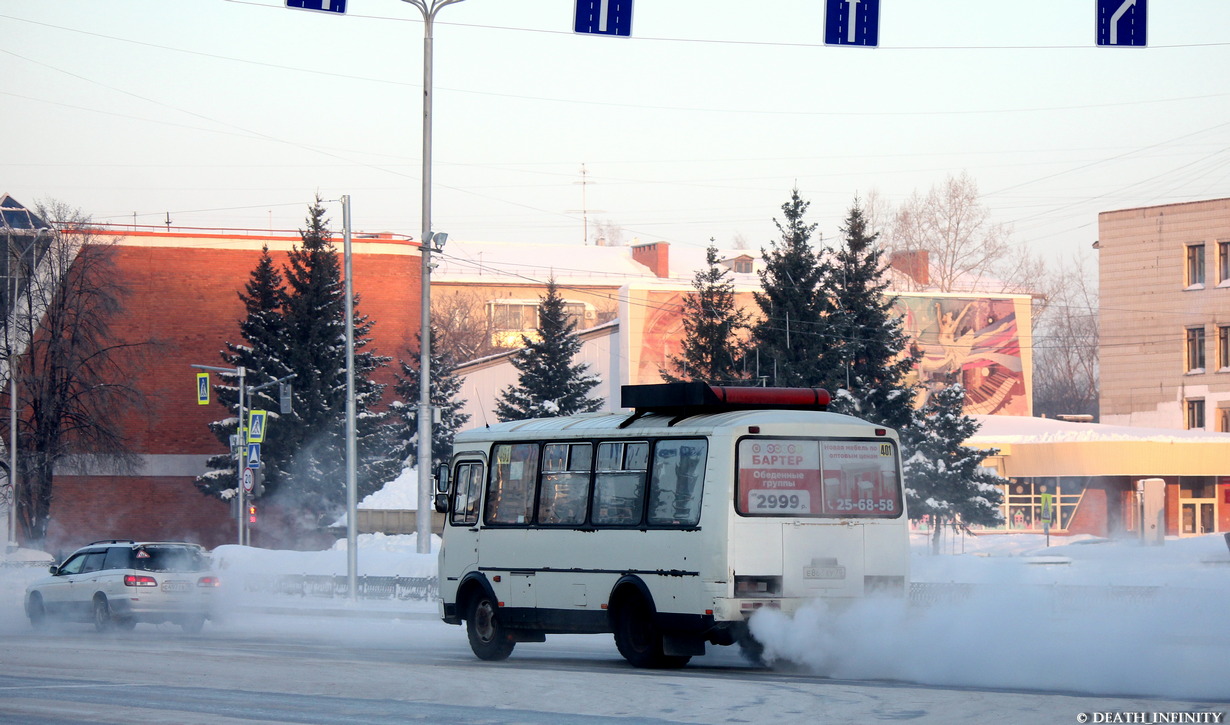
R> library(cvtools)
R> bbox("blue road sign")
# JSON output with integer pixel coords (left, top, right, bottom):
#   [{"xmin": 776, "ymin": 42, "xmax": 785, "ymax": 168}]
[
  {"xmin": 247, "ymin": 443, "xmax": 261, "ymax": 469},
  {"xmin": 286, "ymin": 0, "xmax": 347, "ymax": 15},
  {"xmin": 825, "ymin": 0, "xmax": 880, "ymax": 47},
  {"xmin": 574, "ymin": 0, "xmax": 632, "ymax": 37},
  {"xmin": 1097, "ymin": 0, "xmax": 1146, "ymax": 47}
]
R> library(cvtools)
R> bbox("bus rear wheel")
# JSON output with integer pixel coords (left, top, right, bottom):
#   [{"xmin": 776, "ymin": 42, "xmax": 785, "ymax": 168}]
[
  {"xmin": 466, "ymin": 594, "xmax": 515, "ymax": 661},
  {"xmin": 612, "ymin": 595, "xmax": 690, "ymax": 669}
]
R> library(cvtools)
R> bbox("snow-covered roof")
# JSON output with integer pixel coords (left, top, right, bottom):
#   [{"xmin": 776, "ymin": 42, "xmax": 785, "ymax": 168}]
[
  {"xmin": 433, "ymin": 240, "xmax": 656, "ymax": 284},
  {"xmin": 969, "ymin": 415, "xmax": 1230, "ymax": 444}
]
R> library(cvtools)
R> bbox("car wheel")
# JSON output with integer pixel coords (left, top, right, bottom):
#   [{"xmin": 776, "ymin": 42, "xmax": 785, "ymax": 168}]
[
  {"xmin": 26, "ymin": 593, "xmax": 47, "ymax": 631},
  {"xmin": 465, "ymin": 594, "xmax": 515, "ymax": 661},
  {"xmin": 92, "ymin": 596, "xmax": 114, "ymax": 632},
  {"xmin": 180, "ymin": 615, "xmax": 206, "ymax": 634}
]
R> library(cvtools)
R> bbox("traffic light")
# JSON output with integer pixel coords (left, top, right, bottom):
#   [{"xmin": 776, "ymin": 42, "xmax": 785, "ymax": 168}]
[{"xmin": 248, "ymin": 504, "xmax": 257, "ymax": 524}]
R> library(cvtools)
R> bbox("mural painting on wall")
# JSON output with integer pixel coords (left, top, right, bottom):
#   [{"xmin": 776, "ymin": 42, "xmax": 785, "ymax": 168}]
[
  {"xmin": 634, "ymin": 291, "xmax": 1026, "ymax": 416},
  {"xmin": 897, "ymin": 296, "xmax": 1026, "ymax": 415}
]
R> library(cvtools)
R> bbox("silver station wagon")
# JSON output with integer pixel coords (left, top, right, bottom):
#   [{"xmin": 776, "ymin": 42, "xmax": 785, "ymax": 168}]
[{"xmin": 25, "ymin": 540, "xmax": 220, "ymax": 632}]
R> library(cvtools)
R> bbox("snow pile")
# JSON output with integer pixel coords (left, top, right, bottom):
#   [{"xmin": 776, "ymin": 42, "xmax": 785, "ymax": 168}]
[
  {"xmin": 213, "ymin": 532, "xmax": 439, "ymax": 579},
  {"xmin": 357, "ymin": 466, "xmax": 420, "ymax": 510}
]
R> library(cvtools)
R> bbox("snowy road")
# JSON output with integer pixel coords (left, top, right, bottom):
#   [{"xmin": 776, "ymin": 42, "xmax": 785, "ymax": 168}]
[{"xmin": 0, "ymin": 612, "xmax": 1224, "ymax": 725}]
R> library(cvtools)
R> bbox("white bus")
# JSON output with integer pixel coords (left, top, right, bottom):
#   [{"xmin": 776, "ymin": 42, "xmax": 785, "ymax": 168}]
[{"xmin": 435, "ymin": 382, "xmax": 909, "ymax": 668}]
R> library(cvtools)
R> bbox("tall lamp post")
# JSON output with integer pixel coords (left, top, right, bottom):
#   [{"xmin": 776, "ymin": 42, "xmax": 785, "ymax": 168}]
[{"xmin": 403, "ymin": 0, "xmax": 464, "ymax": 555}]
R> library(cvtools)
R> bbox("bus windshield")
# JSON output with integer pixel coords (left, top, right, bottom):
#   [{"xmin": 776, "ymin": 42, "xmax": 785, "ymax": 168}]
[{"xmin": 736, "ymin": 437, "xmax": 902, "ymax": 517}]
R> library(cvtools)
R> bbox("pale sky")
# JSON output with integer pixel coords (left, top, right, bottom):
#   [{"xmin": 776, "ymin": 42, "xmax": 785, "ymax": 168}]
[{"xmin": 2, "ymin": 0, "xmax": 1228, "ymax": 265}]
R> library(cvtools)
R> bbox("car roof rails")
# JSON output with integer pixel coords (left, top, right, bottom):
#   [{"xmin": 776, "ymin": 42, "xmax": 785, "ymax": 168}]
[{"xmin": 85, "ymin": 539, "xmax": 137, "ymax": 546}]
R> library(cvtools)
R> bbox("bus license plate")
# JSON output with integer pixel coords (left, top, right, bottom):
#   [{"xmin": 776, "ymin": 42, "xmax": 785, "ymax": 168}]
[
  {"xmin": 161, "ymin": 580, "xmax": 191, "ymax": 593},
  {"xmin": 803, "ymin": 565, "xmax": 845, "ymax": 580}
]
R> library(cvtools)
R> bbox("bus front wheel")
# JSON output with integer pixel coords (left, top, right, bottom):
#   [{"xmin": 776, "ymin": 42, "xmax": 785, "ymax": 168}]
[
  {"xmin": 612, "ymin": 595, "xmax": 690, "ymax": 669},
  {"xmin": 466, "ymin": 594, "xmax": 515, "ymax": 661}
]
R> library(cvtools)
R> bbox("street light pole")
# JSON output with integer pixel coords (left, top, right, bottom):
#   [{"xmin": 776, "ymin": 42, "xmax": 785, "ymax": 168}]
[
  {"xmin": 403, "ymin": 0, "xmax": 464, "ymax": 555},
  {"xmin": 342, "ymin": 194, "xmax": 358, "ymax": 601},
  {"xmin": 6, "ymin": 245, "xmax": 19, "ymax": 552}
]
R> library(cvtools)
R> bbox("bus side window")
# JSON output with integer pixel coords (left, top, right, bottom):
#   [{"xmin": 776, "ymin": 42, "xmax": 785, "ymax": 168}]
[
  {"xmin": 648, "ymin": 439, "xmax": 707, "ymax": 526},
  {"xmin": 450, "ymin": 462, "xmax": 483, "ymax": 526},
  {"xmin": 485, "ymin": 443, "xmax": 539, "ymax": 526},
  {"xmin": 538, "ymin": 443, "xmax": 591, "ymax": 525},
  {"xmin": 592, "ymin": 441, "xmax": 647, "ymax": 526}
]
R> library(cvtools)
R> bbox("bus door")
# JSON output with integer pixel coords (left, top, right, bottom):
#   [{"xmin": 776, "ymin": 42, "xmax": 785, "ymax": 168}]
[
  {"xmin": 478, "ymin": 442, "xmax": 540, "ymax": 609},
  {"xmin": 444, "ymin": 458, "xmax": 485, "ymax": 578}
]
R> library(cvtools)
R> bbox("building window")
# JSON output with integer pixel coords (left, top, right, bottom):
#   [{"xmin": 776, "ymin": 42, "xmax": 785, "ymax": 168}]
[
  {"xmin": 1186, "ymin": 243, "xmax": 1205, "ymax": 287},
  {"xmin": 1220, "ymin": 240, "xmax": 1230, "ymax": 285},
  {"xmin": 487, "ymin": 299, "xmax": 594, "ymax": 347},
  {"xmin": 1186, "ymin": 399, "xmax": 1205, "ymax": 430},
  {"xmin": 1220, "ymin": 408, "xmax": 1230, "ymax": 433},
  {"xmin": 1000, "ymin": 479, "xmax": 1081, "ymax": 532},
  {"xmin": 1220, "ymin": 326, "xmax": 1230, "ymax": 371},
  {"xmin": 1186, "ymin": 327, "xmax": 1206, "ymax": 372}
]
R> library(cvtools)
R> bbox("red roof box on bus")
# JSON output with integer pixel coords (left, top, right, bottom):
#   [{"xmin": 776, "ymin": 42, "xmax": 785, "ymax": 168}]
[{"xmin": 621, "ymin": 382, "xmax": 830, "ymax": 415}]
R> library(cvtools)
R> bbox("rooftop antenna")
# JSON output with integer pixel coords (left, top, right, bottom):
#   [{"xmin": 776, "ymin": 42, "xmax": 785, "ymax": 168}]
[
  {"xmin": 164, "ymin": 212, "xmax": 172, "ymax": 230},
  {"xmin": 567, "ymin": 163, "xmax": 604, "ymax": 245}
]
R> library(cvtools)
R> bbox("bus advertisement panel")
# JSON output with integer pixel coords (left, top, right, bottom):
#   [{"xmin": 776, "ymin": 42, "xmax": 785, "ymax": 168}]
[
  {"xmin": 737, "ymin": 438, "xmax": 901, "ymax": 517},
  {"xmin": 738, "ymin": 439, "xmax": 821, "ymax": 515},
  {"xmin": 820, "ymin": 440, "xmax": 901, "ymax": 516}
]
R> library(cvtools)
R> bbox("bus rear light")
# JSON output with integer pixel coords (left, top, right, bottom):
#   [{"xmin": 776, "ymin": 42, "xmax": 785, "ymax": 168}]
[
  {"xmin": 748, "ymin": 426, "xmax": 760, "ymax": 434},
  {"xmin": 734, "ymin": 575, "xmax": 782, "ymax": 598},
  {"xmin": 124, "ymin": 574, "xmax": 157, "ymax": 587},
  {"xmin": 875, "ymin": 428, "xmax": 887, "ymax": 436},
  {"xmin": 197, "ymin": 576, "xmax": 221, "ymax": 588}
]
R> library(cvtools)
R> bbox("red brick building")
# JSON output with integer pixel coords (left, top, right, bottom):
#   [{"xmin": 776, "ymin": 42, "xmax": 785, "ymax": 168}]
[{"xmin": 40, "ymin": 225, "xmax": 422, "ymax": 551}]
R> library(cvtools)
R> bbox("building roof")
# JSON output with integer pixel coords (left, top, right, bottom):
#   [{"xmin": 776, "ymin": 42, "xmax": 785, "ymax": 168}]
[
  {"xmin": 0, "ymin": 194, "xmax": 49, "ymax": 233},
  {"xmin": 970, "ymin": 415, "xmax": 1230, "ymax": 444},
  {"xmin": 968, "ymin": 415, "xmax": 1230, "ymax": 478},
  {"xmin": 433, "ymin": 241, "xmax": 655, "ymax": 284}
]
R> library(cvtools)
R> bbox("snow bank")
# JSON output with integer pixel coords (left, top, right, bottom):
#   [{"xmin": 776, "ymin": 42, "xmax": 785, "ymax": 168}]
[{"xmin": 213, "ymin": 532, "xmax": 439, "ymax": 579}]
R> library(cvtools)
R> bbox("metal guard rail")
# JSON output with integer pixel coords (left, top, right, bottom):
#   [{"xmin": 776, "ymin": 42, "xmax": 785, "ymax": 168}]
[{"xmin": 241, "ymin": 574, "xmax": 439, "ymax": 602}]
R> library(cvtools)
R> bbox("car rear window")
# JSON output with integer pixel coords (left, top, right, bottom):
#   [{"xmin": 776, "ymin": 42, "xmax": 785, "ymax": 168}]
[{"xmin": 131, "ymin": 546, "xmax": 210, "ymax": 573}]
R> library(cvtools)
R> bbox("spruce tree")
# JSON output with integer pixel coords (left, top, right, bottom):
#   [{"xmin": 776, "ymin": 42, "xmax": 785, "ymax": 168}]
[
  {"xmin": 661, "ymin": 242, "xmax": 751, "ymax": 385},
  {"xmin": 196, "ymin": 200, "xmax": 401, "ymax": 529},
  {"xmin": 273, "ymin": 199, "xmax": 400, "ymax": 526},
  {"xmin": 195, "ymin": 245, "xmax": 291, "ymax": 500},
  {"xmin": 495, "ymin": 278, "xmax": 604, "ymax": 421},
  {"xmin": 826, "ymin": 197, "xmax": 919, "ymax": 431},
  {"xmin": 904, "ymin": 382, "xmax": 1006, "ymax": 553},
  {"xmin": 751, "ymin": 188, "xmax": 841, "ymax": 390},
  {"xmin": 390, "ymin": 329, "xmax": 471, "ymax": 471}
]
